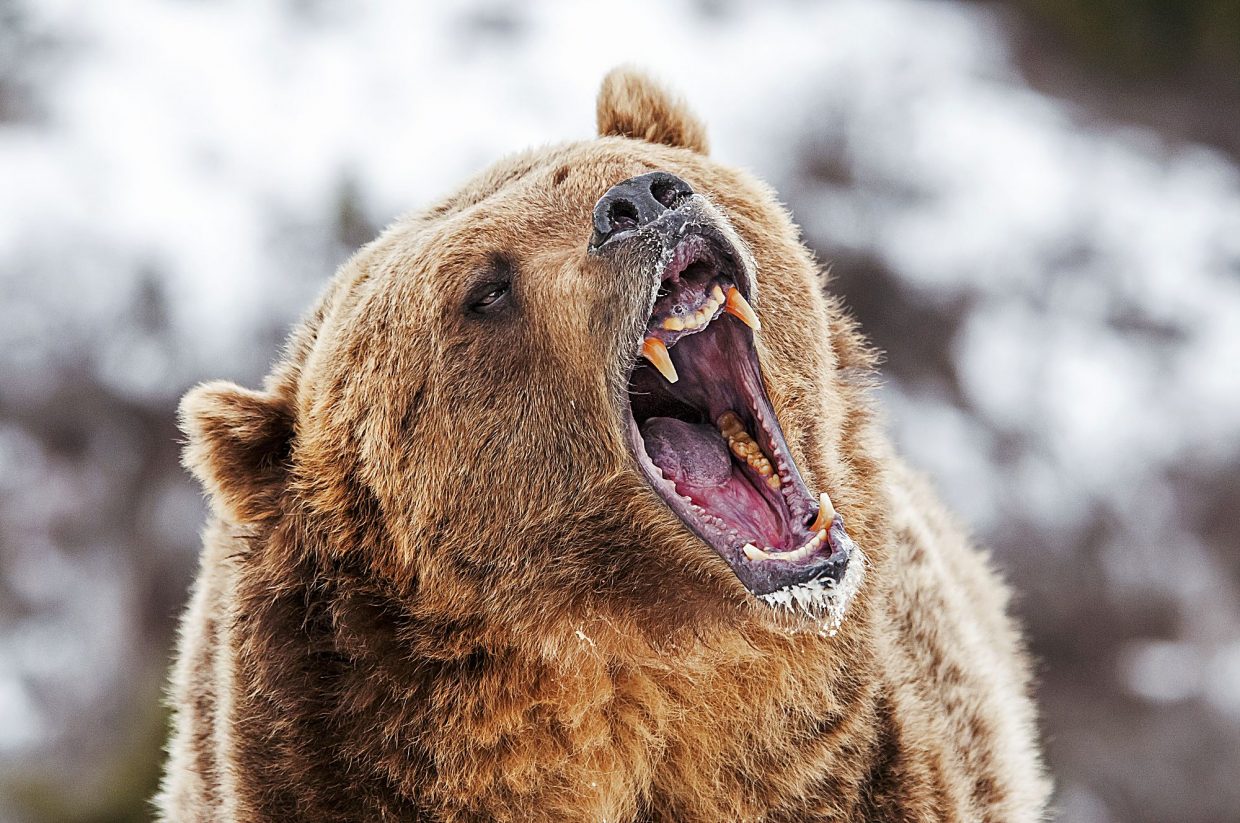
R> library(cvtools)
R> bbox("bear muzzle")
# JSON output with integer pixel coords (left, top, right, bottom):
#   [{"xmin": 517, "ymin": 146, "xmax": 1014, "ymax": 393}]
[{"xmin": 596, "ymin": 176, "xmax": 864, "ymax": 624}]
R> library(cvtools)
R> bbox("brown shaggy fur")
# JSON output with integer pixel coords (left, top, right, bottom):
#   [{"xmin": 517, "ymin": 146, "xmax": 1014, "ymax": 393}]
[{"xmin": 157, "ymin": 68, "xmax": 1050, "ymax": 821}]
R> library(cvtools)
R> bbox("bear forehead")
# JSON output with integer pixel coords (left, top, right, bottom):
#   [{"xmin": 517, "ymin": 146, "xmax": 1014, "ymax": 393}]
[
  {"xmin": 306, "ymin": 140, "xmax": 782, "ymax": 337},
  {"xmin": 410, "ymin": 139, "xmax": 772, "ymax": 241}
]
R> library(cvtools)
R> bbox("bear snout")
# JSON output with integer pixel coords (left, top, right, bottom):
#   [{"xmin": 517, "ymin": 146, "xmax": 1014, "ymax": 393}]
[{"xmin": 589, "ymin": 170, "xmax": 695, "ymax": 251}]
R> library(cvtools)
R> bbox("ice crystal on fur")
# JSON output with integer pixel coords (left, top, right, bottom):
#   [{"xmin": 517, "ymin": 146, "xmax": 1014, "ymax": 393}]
[{"xmin": 760, "ymin": 547, "xmax": 867, "ymax": 637}]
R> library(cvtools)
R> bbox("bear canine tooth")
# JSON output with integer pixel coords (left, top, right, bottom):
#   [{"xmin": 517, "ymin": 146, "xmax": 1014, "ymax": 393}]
[
  {"xmin": 742, "ymin": 543, "xmax": 773, "ymax": 561},
  {"xmin": 724, "ymin": 287, "xmax": 760, "ymax": 331},
  {"xmin": 640, "ymin": 337, "xmax": 678, "ymax": 383},
  {"xmin": 809, "ymin": 492, "xmax": 836, "ymax": 533}
]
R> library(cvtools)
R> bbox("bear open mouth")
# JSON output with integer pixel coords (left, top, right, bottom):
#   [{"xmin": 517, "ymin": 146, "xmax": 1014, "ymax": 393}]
[{"xmin": 623, "ymin": 233, "xmax": 859, "ymax": 615}]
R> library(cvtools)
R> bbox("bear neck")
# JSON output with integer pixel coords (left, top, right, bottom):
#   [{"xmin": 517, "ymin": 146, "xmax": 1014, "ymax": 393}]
[{"xmin": 207, "ymin": 510, "xmax": 935, "ymax": 821}]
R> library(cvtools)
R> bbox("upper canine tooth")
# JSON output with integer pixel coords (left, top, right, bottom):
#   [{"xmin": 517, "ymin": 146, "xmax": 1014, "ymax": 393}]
[
  {"xmin": 640, "ymin": 337, "xmax": 678, "ymax": 383},
  {"xmin": 724, "ymin": 287, "xmax": 760, "ymax": 331},
  {"xmin": 809, "ymin": 492, "xmax": 836, "ymax": 533}
]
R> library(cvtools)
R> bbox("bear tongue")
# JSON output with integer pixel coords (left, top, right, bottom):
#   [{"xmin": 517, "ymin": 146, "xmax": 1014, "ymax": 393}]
[{"xmin": 640, "ymin": 417, "xmax": 731, "ymax": 489}]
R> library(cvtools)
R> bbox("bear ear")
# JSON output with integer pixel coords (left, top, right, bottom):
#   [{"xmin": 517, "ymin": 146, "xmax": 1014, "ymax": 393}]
[
  {"xmin": 596, "ymin": 66, "xmax": 709, "ymax": 155},
  {"xmin": 179, "ymin": 380, "xmax": 294, "ymax": 524}
]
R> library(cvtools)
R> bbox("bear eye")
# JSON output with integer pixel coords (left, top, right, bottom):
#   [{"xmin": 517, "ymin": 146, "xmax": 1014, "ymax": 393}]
[
  {"xmin": 472, "ymin": 283, "xmax": 509, "ymax": 310},
  {"xmin": 465, "ymin": 254, "xmax": 516, "ymax": 317}
]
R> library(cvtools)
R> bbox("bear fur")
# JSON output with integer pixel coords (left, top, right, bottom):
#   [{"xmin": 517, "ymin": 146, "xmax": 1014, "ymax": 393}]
[{"xmin": 156, "ymin": 68, "xmax": 1050, "ymax": 821}]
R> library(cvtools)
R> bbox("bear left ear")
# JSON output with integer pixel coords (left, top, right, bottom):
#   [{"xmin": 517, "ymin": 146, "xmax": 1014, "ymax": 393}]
[
  {"xmin": 179, "ymin": 380, "xmax": 294, "ymax": 525},
  {"xmin": 597, "ymin": 66, "xmax": 709, "ymax": 155}
]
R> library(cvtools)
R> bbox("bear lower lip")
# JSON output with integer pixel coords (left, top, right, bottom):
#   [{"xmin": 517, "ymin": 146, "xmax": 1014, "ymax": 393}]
[{"xmin": 622, "ymin": 234, "xmax": 854, "ymax": 605}]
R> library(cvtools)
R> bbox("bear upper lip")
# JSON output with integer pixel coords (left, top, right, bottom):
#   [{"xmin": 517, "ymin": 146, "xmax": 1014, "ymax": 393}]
[{"xmin": 615, "ymin": 221, "xmax": 858, "ymax": 613}]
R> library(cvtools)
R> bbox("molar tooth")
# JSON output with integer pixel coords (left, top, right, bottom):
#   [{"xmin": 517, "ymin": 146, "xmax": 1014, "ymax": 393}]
[
  {"xmin": 809, "ymin": 492, "xmax": 836, "ymax": 533},
  {"xmin": 766, "ymin": 475, "xmax": 781, "ymax": 490},
  {"xmin": 640, "ymin": 337, "xmax": 678, "ymax": 383},
  {"xmin": 725, "ymin": 287, "xmax": 760, "ymax": 331},
  {"xmin": 717, "ymin": 412, "xmax": 744, "ymax": 437}
]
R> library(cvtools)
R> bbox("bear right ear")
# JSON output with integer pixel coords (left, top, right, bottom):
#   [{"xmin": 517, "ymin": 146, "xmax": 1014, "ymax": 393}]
[
  {"xmin": 597, "ymin": 66, "xmax": 709, "ymax": 154},
  {"xmin": 179, "ymin": 380, "xmax": 293, "ymax": 524}
]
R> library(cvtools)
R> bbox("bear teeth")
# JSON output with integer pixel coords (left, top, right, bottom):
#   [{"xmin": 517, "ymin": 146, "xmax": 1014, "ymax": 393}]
[
  {"xmin": 716, "ymin": 411, "xmax": 778, "ymax": 485},
  {"xmin": 639, "ymin": 337, "xmax": 678, "ymax": 383},
  {"xmin": 808, "ymin": 492, "xmax": 837, "ymax": 533},
  {"xmin": 723, "ymin": 287, "xmax": 760, "ymax": 331},
  {"xmin": 742, "ymin": 543, "xmax": 770, "ymax": 561},
  {"xmin": 660, "ymin": 284, "xmax": 725, "ymax": 333},
  {"xmin": 741, "ymin": 529, "xmax": 827, "ymax": 563}
]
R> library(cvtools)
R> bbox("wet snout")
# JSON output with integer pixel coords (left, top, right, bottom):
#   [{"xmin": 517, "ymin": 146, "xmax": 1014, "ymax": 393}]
[{"xmin": 589, "ymin": 171, "xmax": 695, "ymax": 251}]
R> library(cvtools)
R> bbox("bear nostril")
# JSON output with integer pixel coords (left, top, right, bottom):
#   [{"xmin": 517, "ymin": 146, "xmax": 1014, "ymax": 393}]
[
  {"xmin": 650, "ymin": 179, "xmax": 688, "ymax": 210},
  {"xmin": 609, "ymin": 200, "xmax": 640, "ymax": 233}
]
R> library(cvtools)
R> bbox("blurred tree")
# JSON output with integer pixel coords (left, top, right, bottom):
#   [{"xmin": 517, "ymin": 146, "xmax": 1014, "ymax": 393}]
[
  {"xmin": 986, "ymin": 0, "xmax": 1240, "ymax": 161},
  {"xmin": 1005, "ymin": 0, "xmax": 1240, "ymax": 77}
]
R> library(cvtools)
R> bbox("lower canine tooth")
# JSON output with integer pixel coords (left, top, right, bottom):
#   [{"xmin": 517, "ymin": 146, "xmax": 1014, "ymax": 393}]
[
  {"xmin": 640, "ymin": 337, "xmax": 678, "ymax": 383},
  {"xmin": 809, "ymin": 492, "xmax": 837, "ymax": 533},
  {"xmin": 743, "ymin": 543, "xmax": 772, "ymax": 561}
]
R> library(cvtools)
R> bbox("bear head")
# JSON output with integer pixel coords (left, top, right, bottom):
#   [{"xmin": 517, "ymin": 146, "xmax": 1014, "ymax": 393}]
[{"xmin": 179, "ymin": 68, "xmax": 888, "ymax": 653}]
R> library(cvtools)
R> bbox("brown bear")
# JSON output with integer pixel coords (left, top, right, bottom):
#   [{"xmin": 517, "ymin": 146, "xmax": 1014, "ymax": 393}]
[{"xmin": 156, "ymin": 68, "xmax": 1050, "ymax": 822}]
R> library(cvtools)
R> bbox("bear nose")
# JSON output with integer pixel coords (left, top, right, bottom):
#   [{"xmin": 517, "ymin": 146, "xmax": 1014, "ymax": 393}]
[{"xmin": 590, "ymin": 171, "xmax": 695, "ymax": 250}]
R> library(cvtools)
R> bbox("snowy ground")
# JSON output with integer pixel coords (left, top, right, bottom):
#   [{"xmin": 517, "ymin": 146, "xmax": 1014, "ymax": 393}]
[{"xmin": 1, "ymin": 1, "xmax": 1238, "ymax": 820}]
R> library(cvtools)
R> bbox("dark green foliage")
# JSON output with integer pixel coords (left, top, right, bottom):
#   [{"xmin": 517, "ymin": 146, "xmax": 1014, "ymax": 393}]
[{"xmin": 1007, "ymin": 0, "xmax": 1240, "ymax": 77}]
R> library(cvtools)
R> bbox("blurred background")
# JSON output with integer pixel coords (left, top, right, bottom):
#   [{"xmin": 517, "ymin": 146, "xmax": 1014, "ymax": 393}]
[{"xmin": 1, "ymin": 1, "xmax": 1238, "ymax": 820}]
